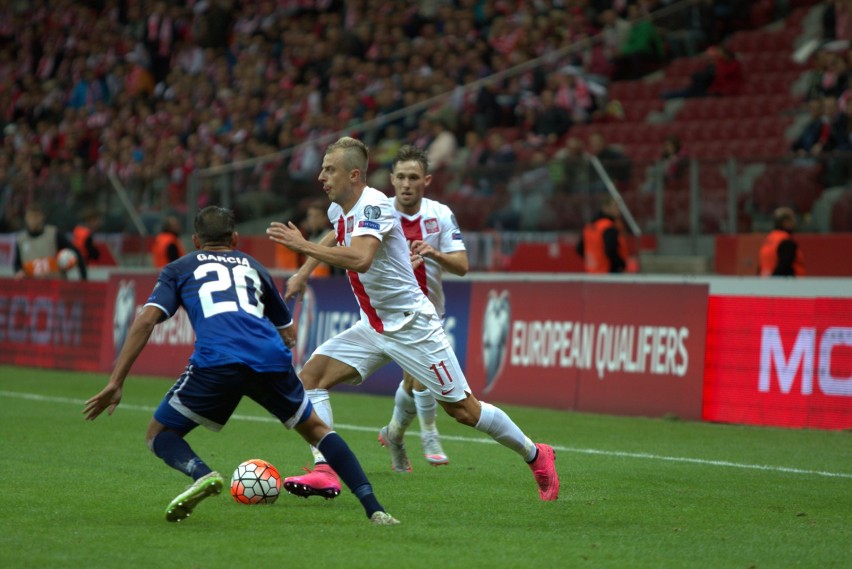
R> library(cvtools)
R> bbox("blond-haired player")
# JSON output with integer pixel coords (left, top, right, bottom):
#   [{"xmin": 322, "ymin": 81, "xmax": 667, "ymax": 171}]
[{"xmin": 267, "ymin": 136, "xmax": 558, "ymax": 502}]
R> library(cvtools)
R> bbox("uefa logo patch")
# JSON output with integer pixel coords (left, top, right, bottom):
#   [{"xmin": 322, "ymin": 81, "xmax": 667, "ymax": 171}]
[
  {"xmin": 113, "ymin": 279, "xmax": 136, "ymax": 358},
  {"xmin": 363, "ymin": 205, "xmax": 381, "ymax": 220},
  {"xmin": 482, "ymin": 289, "xmax": 511, "ymax": 393}
]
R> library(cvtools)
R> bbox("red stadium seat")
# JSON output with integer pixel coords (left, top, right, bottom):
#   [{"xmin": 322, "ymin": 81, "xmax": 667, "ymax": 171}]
[
  {"xmin": 665, "ymin": 57, "xmax": 710, "ymax": 79},
  {"xmin": 830, "ymin": 191, "xmax": 852, "ymax": 231},
  {"xmin": 621, "ymin": 99, "xmax": 665, "ymax": 122},
  {"xmin": 741, "ymin": 52, "xmax": 804, "ymax": 74},
  {"xmin": 752, "ymin": 164, "xmax": 824, "ymax": 214},
  {"xmin": 727, "ymin": 28, "xmax": 798, "ymax": 53},
  {"xmin": 609, "ymin": 80, "xmax": 663, "ymax": 102},
  {"xmin": 772, "ymin": 71, "xmax": 806, "ymax": 96}
]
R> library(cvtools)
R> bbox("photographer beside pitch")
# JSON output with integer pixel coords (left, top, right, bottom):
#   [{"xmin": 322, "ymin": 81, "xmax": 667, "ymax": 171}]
[{"xmin": 83, "ymin": 206, "xmax": 399, "ymax": 525}]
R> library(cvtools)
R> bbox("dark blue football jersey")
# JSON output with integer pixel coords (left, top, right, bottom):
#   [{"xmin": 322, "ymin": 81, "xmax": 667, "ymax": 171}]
[{"xmin": 145, "ymin": 250, "xmax": 292, "ymax": 371}]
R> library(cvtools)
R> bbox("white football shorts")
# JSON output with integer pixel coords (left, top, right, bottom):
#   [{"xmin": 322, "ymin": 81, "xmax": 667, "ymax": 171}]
[{"xmin": 313, "ymin": 311, "xmax": 470, "ymax": 402}]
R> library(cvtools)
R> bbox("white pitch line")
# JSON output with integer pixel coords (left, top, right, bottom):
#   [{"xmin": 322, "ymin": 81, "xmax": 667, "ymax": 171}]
[{"xmin": 3, "ymin": 390, "xmax": 851, "ymax": 480}]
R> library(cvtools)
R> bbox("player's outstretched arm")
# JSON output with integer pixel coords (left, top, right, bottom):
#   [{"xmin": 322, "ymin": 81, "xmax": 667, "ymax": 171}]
[
  {"xmin": 268, "ymin": 221, "xmax": 379, "ymax": 273},
  {"xmin": 83, "ymin": 306, "xmax": 164, "ymax": 421},
  {"xmin": 280, "ymin": 229, "xmax": 337, "ymax": 300},
  {"xmin": 284, "ymin": 272, "xmax": 309, "ymax": 302}
]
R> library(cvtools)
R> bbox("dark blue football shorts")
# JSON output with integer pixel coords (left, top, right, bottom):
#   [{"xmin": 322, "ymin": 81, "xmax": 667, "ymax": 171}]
[{"xmin": 153, "ymin": 363, "xmax": 312, "ymax": 433}]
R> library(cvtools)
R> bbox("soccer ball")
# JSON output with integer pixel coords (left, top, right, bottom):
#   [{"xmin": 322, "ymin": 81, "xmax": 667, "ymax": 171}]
[
  {"xmin": 56, "ymin": 248, "xmax": 77, "ymax": 271},
  {"xmin": 230, "ymin": 459, "xmax": 282, "ymax": 504}
]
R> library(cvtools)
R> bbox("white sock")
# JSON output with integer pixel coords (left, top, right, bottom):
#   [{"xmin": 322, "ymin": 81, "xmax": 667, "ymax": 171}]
[
  {"xmin": 388, "ymin": 381, "xmax": 416, "ymax": 441},
  {"xmin": 307, "ymin": 388, "xmax": 332, "ymax": 463},
  {"xmin": 475, "ymin": 402, "xmax": 537, "ymax": 462},
  {"xmin": 413, "ymin": 388, "xmax": 438, "ymax": 435}
]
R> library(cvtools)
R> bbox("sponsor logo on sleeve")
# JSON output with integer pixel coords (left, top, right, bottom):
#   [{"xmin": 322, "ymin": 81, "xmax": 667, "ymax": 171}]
[{"xmin": 358, "ymin": 220, "xmax": 380, "ymax": 230}]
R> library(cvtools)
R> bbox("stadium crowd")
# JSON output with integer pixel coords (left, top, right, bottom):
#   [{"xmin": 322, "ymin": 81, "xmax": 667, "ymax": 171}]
[{"xmin": 0, "ymin": 0, "xmax": 826, "ymax": 234}]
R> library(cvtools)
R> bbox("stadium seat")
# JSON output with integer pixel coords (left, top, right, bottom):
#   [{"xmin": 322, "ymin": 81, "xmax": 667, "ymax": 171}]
[
  {"xmin": 743, "ymin": 70, "xmax": 806, "ymax": 97},
  {"xmin": 622, "ymin": 144, "xmax": 661, "ymax": 164},
  {"xmin": 741, "ymin": 52, "xmax": 804, "ymax": 74},
  {"xmin": 726, "ymin": 27, "xmax": 799, "ymax": 53},
  {"xmin": 608, "ymin": 80, "xmax": 663, "ymax": 102},
  {"xmin": 663, "ymin": 191, "xmax": 691, "ymax": 233},
  {"xmin": 622, "ymin": 99, "xmax": 665, "ymax": 122},
  {"xmin": 830, "ymin": 191, "xmax": 852, "ymax": 231},
  {"xmin": 664, "ymin": 57, "xmax": 710, "ymax": 79},
  {"xmin": 752, "ymin": 164, "xmax": 824, "ymax": 214}
]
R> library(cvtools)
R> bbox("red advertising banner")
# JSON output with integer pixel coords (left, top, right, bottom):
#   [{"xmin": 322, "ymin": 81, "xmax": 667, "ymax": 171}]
[
  {"xmin": 703, "ymin": 296, "xmax": 852, "ymax": 430},
  {"xmin": 0, "ymin": 279, "xmax": 106, "ymax": 371},
  {"xmin": 98, "ymin": 273, "xmax": 194, "ymax": 378},
  {"xmin": 465, "ymin": 281, "xmax": 708, "ymax": 420}
]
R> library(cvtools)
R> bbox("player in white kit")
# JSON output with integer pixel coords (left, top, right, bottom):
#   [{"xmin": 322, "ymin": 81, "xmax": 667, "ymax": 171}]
[
  {"xmin": 378, "ymin": 144, "xmax": 468, "ymax": 469},
  {"xmin": 266, "ymin": 137, "xmax": 558, "ymax": 502}
]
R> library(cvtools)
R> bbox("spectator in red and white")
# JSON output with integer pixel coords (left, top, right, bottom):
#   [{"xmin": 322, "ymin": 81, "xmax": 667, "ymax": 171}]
[
  {"xmin": 707, "ymin": 45, "xmax": 744, "ymax": 97},
  {"xmin": 553, "ymin": 69, "xmax": 596, "ymax": 124}
]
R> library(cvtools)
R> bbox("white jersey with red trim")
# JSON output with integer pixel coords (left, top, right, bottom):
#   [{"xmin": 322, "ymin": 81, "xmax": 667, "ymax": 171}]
[
  {"xmin": 328, "ymin": 186, "xmax": 433, "ymax": 333},
  {"xmin": 394, "ymin": 196, "xmax": 466, "ymax": 318}
]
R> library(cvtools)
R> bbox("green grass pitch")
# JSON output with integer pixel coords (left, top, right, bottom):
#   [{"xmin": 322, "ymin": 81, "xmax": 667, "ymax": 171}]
[{"xmin": 1, "ymin": 365, "xmax": 850, "ymax": 568}]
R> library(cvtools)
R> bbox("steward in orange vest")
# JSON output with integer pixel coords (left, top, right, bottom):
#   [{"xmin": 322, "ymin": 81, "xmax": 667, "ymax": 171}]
[
  {"xmin": 152, "ymin": 215, "xmax": 187, "ymax": 268},
  {"xmin": 72, "ymin": 209, "xmax": 102, "ymax": 265},
  {"xmin": 576, "ymin": 198, "xmax": 627, "ymax": 274},
  {"xmin": 759, "ymin": 207, "xmax": 804, "ymax": 277}
]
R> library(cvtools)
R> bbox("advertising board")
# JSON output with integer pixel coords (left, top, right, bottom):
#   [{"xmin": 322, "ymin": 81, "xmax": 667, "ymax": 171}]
[
  {"xmin": 0, "ymin": 279, "xmax": 106, "ymax": 371},
  {"xmin": 703, "ymin": 295, "xmax": 852, "ymax": 429},
  {"xmin": 464, "ymin": 281, "xmax": 709, "ymax": 419}
]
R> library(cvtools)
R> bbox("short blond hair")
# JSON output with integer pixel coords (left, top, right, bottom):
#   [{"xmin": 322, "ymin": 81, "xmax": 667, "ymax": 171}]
[{"xmin": 325, "ymin": 137, "xmax": 369, "ymax": 177}]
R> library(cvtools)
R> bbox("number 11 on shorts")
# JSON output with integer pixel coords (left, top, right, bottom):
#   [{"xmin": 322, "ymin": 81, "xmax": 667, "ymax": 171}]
[{"xmin": 430, "ymin": 361, "xmax": 454, "ymax": 395}]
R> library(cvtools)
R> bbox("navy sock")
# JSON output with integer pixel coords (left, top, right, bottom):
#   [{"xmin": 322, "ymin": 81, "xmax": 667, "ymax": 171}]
[
  {"xmin": 317, "ymin": 432, "xmax": 383, "ymax": 518},
  {"xmin": 151, "ymin": 431, "xmax": 212, "ymax": 481}
]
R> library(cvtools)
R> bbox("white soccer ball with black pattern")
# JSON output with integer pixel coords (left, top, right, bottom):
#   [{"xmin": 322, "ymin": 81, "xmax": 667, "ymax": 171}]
[
  {"xmin": 230, "ymin": 459, "xmax": 282, "ymax": 504},
  {"xmin": 56, "ymin": 248, "xmax": 78, "ymax": 271}
]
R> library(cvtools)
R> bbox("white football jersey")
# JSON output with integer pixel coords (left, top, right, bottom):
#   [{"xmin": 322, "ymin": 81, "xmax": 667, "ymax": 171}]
[
  {"xmin": 394, "ymin": 197, "xmax": 466, "ymax": 318},
  {"xmin": 328, "ymin": 186, "xmax": 433, "ymax": 333}
]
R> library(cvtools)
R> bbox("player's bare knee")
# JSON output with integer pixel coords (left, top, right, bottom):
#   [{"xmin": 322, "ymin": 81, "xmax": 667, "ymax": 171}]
[
  {"xmin": 299, "ymin": 374, "xmax": 320, "ymax": 389},
  {"xmin": 145, "ymin": 420, "xmax": 165, "ymax": 452},
  {"xmin": 402, "ymin": 373, "xmax": 415, "ymax": 394}
]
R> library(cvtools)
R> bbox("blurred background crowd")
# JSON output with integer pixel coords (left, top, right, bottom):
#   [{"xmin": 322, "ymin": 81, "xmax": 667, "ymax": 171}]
[{"xmin": 0, "ymin": 0, "xmax": 850, "ymax": 236}]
